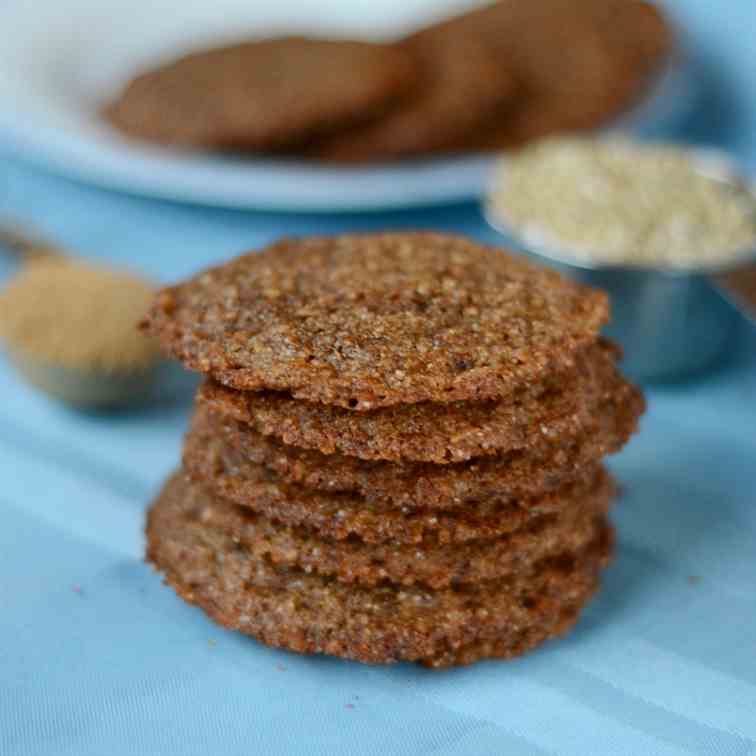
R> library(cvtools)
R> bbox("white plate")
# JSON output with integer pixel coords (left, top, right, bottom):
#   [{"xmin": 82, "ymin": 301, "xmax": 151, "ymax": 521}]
[{"xmin": 0, "ymin": 0, "xmax": 694, "ymax": 212}]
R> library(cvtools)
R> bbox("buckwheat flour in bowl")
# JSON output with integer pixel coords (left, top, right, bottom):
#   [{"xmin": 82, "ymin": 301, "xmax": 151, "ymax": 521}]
[{"xmin": 487, "ymin": 137, "xmax": 756, "ymax": 270}]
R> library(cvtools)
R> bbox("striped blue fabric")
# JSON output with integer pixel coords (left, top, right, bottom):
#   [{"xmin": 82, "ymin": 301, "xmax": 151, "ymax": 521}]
[{"xmin": 2, "ymin": 2, "xmax": 756, "ymax": 752}]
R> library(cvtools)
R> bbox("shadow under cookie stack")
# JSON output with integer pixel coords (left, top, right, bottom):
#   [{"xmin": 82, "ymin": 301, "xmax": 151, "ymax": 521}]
[{"xmin": 144, "ymin": 233, "xmax": 644, "ymax": 668}]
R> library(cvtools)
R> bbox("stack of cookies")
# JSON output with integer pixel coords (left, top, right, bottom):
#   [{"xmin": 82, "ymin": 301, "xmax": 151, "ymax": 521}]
[{"xmin": 143, "ymin": 233, "xmax": 644, "ymax": 668}]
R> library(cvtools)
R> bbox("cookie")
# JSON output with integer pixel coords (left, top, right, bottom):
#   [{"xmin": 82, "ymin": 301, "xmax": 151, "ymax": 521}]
[
  {"xmin": 182, "ymin": 420, "xmax": 611, "ymax": 545},
  {"xmin": 158, "ymin": 471, "xmax": 610, "ymax": 590},
  {"xmin": 196, "ymin": 339, "xmax": 642, "ymax": 464},
  {"xmin": 307, "ymin": 26, "xmax": 515, "ymax": 161},
  {"xmin": 191, "ymin": 367, "xmax": 638, "ymax": 505},
  {"xmin": 146, "ymin": 480, "xmax": 613, "ymax": 666},
  {"xmin": 104, "ymin": 37, "xmax": 416, "ymax": 150},
  {"xmin": 143, "ymin": 233, "xmax": 609, "ymax": 409},
  {"xmin": 435, "ymin": 0, "xmax": 672, "ymax": 148}
]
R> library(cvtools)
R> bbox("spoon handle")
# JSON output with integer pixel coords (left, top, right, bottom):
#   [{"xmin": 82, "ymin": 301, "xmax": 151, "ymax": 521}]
[{"xmin": 0, "ymin": 223, "xmax": 62, "ymax": 261}]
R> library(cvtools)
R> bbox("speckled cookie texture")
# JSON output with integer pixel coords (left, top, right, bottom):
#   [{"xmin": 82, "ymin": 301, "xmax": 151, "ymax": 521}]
[
  {"xmin": 151, "ymin": 471, "xmax": 611, "ymax": 590},
  {"xmin": 143, "ymin": 233, "xmax": 609, "ymax": 409},
  {"xmin": 146, "ymin": 474, "xmax": 613, "ymax": 667},
  {"xmin": 190, "ymin": 384, "xmax": 639, "ymax": 505},
  {"xmin": 144, "ymin": 231, "xmax": 644, "ymax": 667},
  {"xmin": 195, "ymin": 339, "xmax": 642, "ymax": 463},
  {"xmin": 104, "ymin": 37, "xmax": 416, "ymax": 151},
  {"xmin": 182, "ymin": 424, "xmax": 611, "ymax": 545}
]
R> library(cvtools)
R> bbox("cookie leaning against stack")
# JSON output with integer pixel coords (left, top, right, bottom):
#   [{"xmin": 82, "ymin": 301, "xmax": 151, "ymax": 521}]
[{"xmin": 143, "ymin": 232, "xmax": 644, "ymax": 667}]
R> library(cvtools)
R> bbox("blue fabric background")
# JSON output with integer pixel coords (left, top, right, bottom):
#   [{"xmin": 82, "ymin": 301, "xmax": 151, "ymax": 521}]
[{"xmin": 2, "ymin": 0, "xmax": 755, "ymax": 753}]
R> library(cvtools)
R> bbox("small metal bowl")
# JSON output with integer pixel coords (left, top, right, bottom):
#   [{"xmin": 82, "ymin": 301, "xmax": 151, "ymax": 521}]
[{"xmin": 484, "ymin": 147, "xmax": 756, "ymax": 384}]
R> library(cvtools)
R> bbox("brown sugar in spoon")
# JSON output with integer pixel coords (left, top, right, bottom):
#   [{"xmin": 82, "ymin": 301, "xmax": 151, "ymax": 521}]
[{"xmin": 0, "ymin": 224, "xmax": 161, "ymax": 408}]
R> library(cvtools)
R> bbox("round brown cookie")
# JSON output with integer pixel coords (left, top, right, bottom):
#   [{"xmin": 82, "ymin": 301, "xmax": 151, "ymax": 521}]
[
  {"xmin": 307, "ymin": 26, "xmax": 516, "ymax": 161},
  {"xmin": 434, "ymin": 0, "xmax": 672, "ymax": 148},
  {"xmin": 183, "ymin": 416, "xmax": 612, "ymax": 544},
  {"xmin": 192, "ymin": 362, "xmax": 640, "ymax": 504},
  {"xmin": 146, "ymin": 486, "xmax": 614, "ymax": 666},
  {"xmin": 196, "ymin": 339, "xmax": 642, "ymax": 464},
  {"xmin": 104, "ymin": 37, "xmax": 416, "ymax": 150},
  {"xmin": 143, "ymin": 233, "xmax": 609, "ymax": 409},
  {"xmin": 160, "ymin": 471, "xmax": 610, "ymax": 590}
]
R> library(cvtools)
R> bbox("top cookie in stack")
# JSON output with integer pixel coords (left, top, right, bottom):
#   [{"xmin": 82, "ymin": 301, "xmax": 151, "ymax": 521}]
[
  {"xmin": 145, "ymin": 232, "xmax": 609, "ymax": 407},
  {"xmin": 143, "ymin": 232, "xmax": 644, "ymax": 667}
]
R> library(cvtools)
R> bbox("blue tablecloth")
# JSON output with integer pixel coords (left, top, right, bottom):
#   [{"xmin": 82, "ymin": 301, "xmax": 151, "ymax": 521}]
[{"xmin": 2, "ymin": 1, "xmax": 756, "ymax": 753}]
